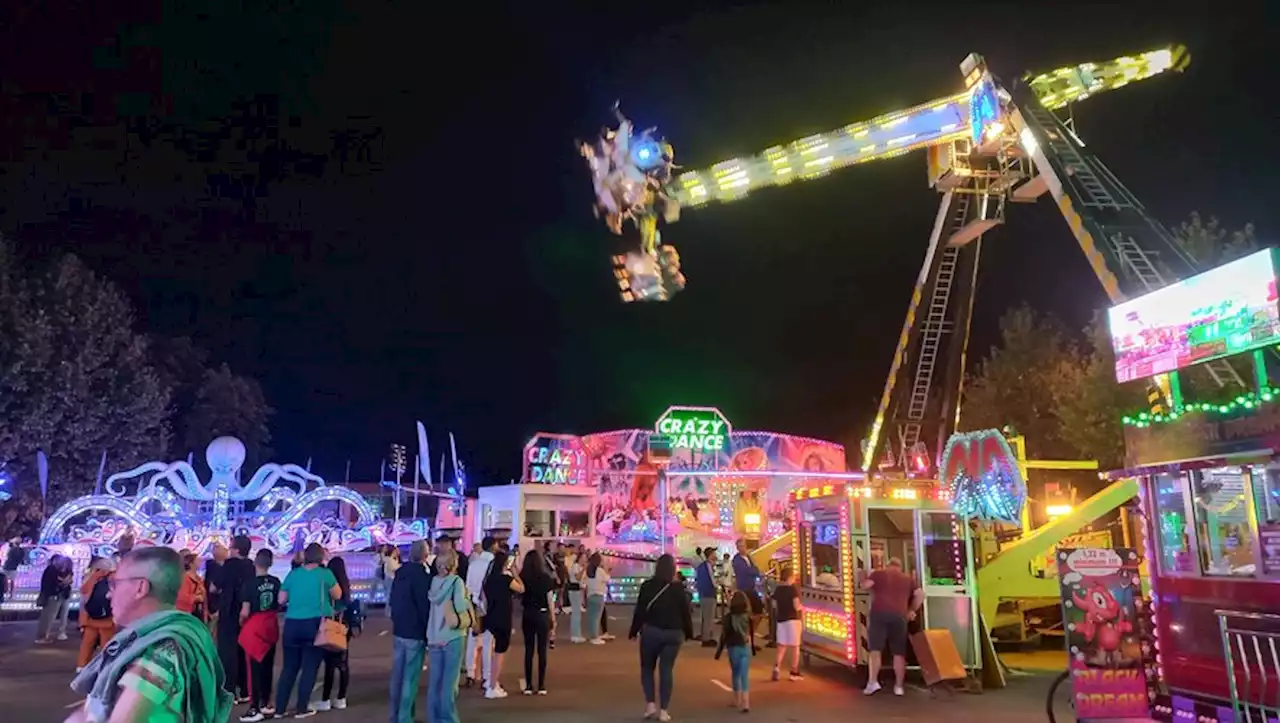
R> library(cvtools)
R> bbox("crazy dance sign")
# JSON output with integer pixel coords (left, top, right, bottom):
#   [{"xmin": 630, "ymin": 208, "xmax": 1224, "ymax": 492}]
[
  {"xmin": 654, "ymin": 406, "xmax": 731, "ymax": 452},
  {"xmin": 522, "ymin": 433, "xmax": 587, "ymax": 485}
]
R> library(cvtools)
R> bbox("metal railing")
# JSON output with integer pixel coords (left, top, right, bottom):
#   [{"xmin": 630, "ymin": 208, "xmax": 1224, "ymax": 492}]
[{"xmin": 1217, "ymin": 609, "xmax": 1280, "ymax": 722}]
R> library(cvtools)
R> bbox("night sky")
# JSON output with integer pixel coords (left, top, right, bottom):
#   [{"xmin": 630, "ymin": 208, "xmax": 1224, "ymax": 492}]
[{"xmin": 1, "ymin": 3, "xmax": 1275, "ymax": 484}]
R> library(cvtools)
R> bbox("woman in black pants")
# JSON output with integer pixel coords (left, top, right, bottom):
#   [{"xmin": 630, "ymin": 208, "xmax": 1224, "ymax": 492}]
[
  {"xmin": 519, "ymin": 550, "xmax": 556, "ymax": 695},
  {"xmin": 318, "ymin": 556, "xmax": 353, "ymax": 711},
  {"xmin": 630, "ymin": 554, "xmax": 693, "ymax": 722}
]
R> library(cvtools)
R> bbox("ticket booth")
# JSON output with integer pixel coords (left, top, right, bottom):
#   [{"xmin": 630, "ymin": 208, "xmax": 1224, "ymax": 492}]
[{"xmin": 791, "ymin": 482, "xmax": 980, "ymax": 671}]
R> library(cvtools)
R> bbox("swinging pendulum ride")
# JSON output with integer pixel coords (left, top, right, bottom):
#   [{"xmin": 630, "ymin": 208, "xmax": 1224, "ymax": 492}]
[{"xmin": 581, "ymin": 44, "xmax": 1239, "ymax": 689}]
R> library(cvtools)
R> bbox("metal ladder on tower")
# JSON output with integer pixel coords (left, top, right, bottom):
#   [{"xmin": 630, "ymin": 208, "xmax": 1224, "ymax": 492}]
[
  {"xmin": 1026, "ymin": 101, "xmax": 1246, "ymax": 389},
  {"xmin": 900, "ymin": 195, "xmax": 969, "ymax": 455}
]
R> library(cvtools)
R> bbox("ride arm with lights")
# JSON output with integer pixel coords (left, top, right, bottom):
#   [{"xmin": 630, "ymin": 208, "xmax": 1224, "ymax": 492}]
[{"xmin": 973, "ymin": 477, "xmax": 1138, "ymax": 625}]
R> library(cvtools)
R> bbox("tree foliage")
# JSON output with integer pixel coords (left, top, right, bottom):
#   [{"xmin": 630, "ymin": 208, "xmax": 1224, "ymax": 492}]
[
  {"xmin": 0, "ymin": 248, "xmax": 170, "ymax": 507},
  {"xmin": 183, "ymin": 363, "xmax": 274, "ymax": 472},
  {"xmin": 0, "ymin": 237, "xmax": 274, "ymax": 527},
  {"xmin": 1171, "ymin": 212, "xmax": 1258, "ymax": 268},
  {"xmin": 960, "ymin": 305, "xmax": 1076, "ymax": 460}
]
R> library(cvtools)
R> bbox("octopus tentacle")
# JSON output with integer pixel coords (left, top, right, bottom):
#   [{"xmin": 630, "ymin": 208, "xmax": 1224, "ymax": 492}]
[{"xmin": 105, "ymin": 461, "xmax": 173, "ymax": 497}]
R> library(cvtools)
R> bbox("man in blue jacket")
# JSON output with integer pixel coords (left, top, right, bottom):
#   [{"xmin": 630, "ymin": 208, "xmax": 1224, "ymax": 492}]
[
  {"xmin": 694, "ymin": 547, "xmax": 719, "ymax": 647},
  {"xmin": 388, "ymin": 540, "xmax": 431, "ymax": 723}
]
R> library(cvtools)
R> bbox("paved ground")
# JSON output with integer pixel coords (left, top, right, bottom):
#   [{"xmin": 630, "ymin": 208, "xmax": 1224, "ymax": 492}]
[{"xmin": 0, "ymin": 608, "xmax": 1073, "ymax": 722}]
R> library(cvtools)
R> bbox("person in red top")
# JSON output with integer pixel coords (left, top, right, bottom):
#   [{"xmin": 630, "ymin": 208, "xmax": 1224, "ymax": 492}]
[{"xmin": 860, "ymin": 557, "xmax": 922, "ymax": 697}]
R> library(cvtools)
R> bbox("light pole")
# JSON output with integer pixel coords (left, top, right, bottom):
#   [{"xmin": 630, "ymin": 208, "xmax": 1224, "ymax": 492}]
[{"xmin": 391, "ymin": 444, "xmax": 407, "ymax": 527}]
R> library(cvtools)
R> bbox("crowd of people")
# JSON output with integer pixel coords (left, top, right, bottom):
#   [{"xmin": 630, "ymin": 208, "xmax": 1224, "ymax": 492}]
[{"xmin": 17, "ymin": 529, "xmax": 923, "ymax": 723}]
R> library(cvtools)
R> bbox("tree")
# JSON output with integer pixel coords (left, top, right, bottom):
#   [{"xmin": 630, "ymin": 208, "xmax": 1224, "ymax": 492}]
[
  {"xmin": 959, "ymin": 305, "xmax": 1077, "ymax": 460},
  {"xmin": 150, "ymin": 335, "xmax": 211, "ymax": 457},
  {"xmin": 1051, "ymin": 314, "xmax": 1147, "ymax": 469},
  {"xmin": 1170, "ymin": 211, "xmax": 1258, "ymax": 268},
  {"xmin": 0, "ymin": 249, "xmax": 170, "ymax": 506},
  {"xmin": 183, "ymin": 363, "xmax": 274, "ymax": 471}
]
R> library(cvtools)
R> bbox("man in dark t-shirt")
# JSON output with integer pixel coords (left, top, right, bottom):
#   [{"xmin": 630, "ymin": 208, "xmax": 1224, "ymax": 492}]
[
  {"xmin": 218, "ymin": 536, "xmax": 256, "ymax": 700},
  {"xmin": 861, "ymin": 557, "xmax": 922, "ymax": 697}
]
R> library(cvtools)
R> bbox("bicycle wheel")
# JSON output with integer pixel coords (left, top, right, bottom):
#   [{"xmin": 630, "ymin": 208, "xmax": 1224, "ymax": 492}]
[{"xmin": 1045, "ymin": 669, "xmax": 1074, "ymax": 723}]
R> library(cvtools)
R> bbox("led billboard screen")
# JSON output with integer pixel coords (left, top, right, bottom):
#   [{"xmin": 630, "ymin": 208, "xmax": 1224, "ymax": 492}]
[{"xmin": 1108, "ymin": 248, "xmax": 1280, "ymax": 383}]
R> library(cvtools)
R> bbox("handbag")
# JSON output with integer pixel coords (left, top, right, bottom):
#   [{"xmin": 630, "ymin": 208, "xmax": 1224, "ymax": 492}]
[
  {"xmin": 313, "ymin": 568, "xmax": 348, "ymax": 652},
  {"xmin": 316, "ymin": 617, "xmax": 348, "ymax": 652},
  {"xmin": 446, "ymin": 578, "xmax": 482, "ymax": 633}
]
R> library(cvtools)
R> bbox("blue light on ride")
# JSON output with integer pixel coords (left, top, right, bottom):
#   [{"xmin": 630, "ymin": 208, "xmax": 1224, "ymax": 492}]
[
  {"xmin": 631, "ymin": 138, "xmax": 665, "ymax": 172},
  {"xmin": 969, "ymin": 77, "xmax": 1001, "ymax": 145}
]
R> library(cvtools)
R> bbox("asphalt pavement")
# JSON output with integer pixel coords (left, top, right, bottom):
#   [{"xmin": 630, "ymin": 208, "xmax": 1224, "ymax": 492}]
[{"xmin": 0, "ymin": 608, "xmax": 1071, "ymax": 722}]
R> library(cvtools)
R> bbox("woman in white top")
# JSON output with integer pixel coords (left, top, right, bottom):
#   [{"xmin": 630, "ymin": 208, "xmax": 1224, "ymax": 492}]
[{"xmin": 583, "ymin": 552, "xmax": 611, "ymax": 644}]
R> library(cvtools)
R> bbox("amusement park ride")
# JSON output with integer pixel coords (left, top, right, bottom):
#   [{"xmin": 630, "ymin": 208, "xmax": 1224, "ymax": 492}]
[
  {"xmin": 582, "ymin": 43, "xmax": 1273, "ymax": 705},
  {"xmin": 582, "ymin": 43, "xmax": 1236, "ymax": 477}
]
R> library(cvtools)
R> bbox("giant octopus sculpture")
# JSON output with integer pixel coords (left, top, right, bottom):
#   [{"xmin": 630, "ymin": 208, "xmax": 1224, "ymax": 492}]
[{"xmin": 39, "ymin": 436, "xmax": 381, "ymax": 554}]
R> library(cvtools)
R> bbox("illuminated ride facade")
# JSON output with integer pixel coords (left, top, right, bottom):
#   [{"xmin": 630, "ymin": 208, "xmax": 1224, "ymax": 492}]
[
  {"xmin": 1101, "ymin": 249, "xmax": 1280, "ymax": 722},
  {"xmin": 789, "ymin": 479, "xmax": 980, "ymax": 672},
  {"xmin": 3, "ymin": 436, "xmax": 430, "ymax": 612}
]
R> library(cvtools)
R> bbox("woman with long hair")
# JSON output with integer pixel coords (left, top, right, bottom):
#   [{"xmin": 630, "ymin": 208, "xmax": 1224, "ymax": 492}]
[
  {"xmin": 629, "ymin": 554, "xmax": 694, "ymax": 721},
  {"xmin": 518, "ymin": 550, "xmax": 555, "ymax": 695},
  {"xmin": 275, "ymin": 543, "xmax": 342, "ymax": 717},
  {"xmin": 426, "ymin": 549, "xmax": 470, "ymax": 723},
  {"xmin": 481, "ymin": 549, "xmax": 524, "ymax": 698},
  {"xmin": 584, "ymin": 552, "xmax": 611, "ymax": 644},
  {"xmin": 317, "ymin": 555, "xmax": 353, "ymax": 711}
]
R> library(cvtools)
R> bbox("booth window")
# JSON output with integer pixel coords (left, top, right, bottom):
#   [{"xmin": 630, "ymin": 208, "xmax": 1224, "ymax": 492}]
[
  {"xmin": 1249, "ymin": 465, "xmax": 1280, "ymax": 576},
  {"xmin": 919, "ymin": 511, "xmax": 967, "ymax": 585},
  {"xmin": 1151, "ymin": 472, "xmax": 1195, "ymax": 575},
  {"xmin": 559, "ymin": 511, "xmax": 590, "ymax": 537},
  {"xmin": 1191, "ymin": 467, "xmax": 1257, "ymax": 577},
  {"xmin": 807, "ymin": 520, "xmax": 844, "ymax": 591}
]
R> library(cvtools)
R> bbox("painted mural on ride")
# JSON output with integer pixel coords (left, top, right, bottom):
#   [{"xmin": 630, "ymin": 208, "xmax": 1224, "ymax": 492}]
[
  {"xmin": 526, "ymin": 406, "xmax": 846, "ymax": 549},
  {"xmin": 37, "ymin": 436, "xmax": 425, "ymax": 560}
]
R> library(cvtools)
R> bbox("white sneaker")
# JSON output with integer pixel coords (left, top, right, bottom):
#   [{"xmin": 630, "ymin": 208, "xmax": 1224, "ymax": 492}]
[
  {"xmin": 57, "ymin": 633, "xmax": 68, "ymax": 641},
  {"xmin": 893, "ymin": 685, "xmax": 904, "ymax": 696},
  {"xmin": 332, "ymin": 698, "xmax": 347, "ymax": 710},
  {"xmin": 863, "ymin": 681, "xmax": 882, "ymax": 696},
  {"xmin": 590, "ymin": 638, "xmax": 606, "ymax": 645},
  {"xmin": 571, "ymin": 637, "xmax": 586, "ymax": 643},
  {"xmin": 537, "ymin": 689, "xmax": 548, "ymax": 696},
  {"xmin": 658, "ymin": 711, "xmax": 672, "ymax": 722},
  {"xmin": 312, "ymin": 700, "xmax": 330, "ymax": 712},
  {"xmin": 485, "ymin": 687, "xmax": 508, "ymax": 699},
  {"xmin": 602, "ymin": 633, "xmax": 616, "ymax": 640}
]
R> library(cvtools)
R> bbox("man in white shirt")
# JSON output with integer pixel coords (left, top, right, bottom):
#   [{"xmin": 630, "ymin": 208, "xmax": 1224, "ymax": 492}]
[{"xmin": 464, "ymin": 536, "xmax": 497, "ymax": 687}]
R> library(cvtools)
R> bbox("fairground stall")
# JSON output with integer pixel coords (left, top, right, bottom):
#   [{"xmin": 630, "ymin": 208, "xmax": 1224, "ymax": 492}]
[
  {"xmin": 789, "ymin": 478, "xmax": 981, "ymax": 672},
  {"xmin": 473, "ymin": 407, "xmax": 848, "ymax": 601},
  {"xmin": 1102, "ymin": 248, "xmax": 1280, "ymax": 722}
]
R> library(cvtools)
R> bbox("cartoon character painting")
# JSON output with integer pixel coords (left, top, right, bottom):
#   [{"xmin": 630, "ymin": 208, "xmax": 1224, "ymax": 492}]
[{"xmin": 1071, "ymin": 580, "xmax": 1134, "ymax": 667}]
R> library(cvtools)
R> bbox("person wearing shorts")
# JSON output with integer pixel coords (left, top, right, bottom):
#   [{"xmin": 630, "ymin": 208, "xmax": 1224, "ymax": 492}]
[
  {"xmin": 861, "ymin": 557, "xmax": 922, "ymax": 697},
  {"xmin": 481, "ymin": 549, "xmax": 523, "ymax": 699},
  {"xmin": 771, "ymin": 568, "xmax": 803, "ymax": 681}
]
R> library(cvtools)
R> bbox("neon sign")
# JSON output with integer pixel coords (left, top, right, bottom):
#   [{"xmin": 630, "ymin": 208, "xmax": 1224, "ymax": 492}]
[
  {"xmin": 653, "ymin": 406, "xmax": 731, "ymax": 452},
  {"xmin": 522, "ymin": 433, "xmax": 586, "ymax": 485},
  {"xmin": 940, "ymin": 429, "xmax": 1026, "ymax": 524}
]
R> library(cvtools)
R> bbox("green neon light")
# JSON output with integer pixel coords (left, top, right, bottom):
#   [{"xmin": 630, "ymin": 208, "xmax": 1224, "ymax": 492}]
[
  {"xmin": 654, "ymin": 407, "xmax": 731, "ymax": 452},
  {"xmin": 1122, "ymin": 386, "xmax": 1277, "ymax": 428}
]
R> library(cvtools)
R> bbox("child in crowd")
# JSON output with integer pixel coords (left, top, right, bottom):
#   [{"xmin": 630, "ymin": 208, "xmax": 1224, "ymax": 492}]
[
  {"xmin": 715, "ymin": 590, "xmax": 756, "ymax": 713},
  {"xmin": 237, "ymin": 549, "xmax": 282, "ymax": 723},
  {"xmin": 771, "ymin": 568, "xmax": 803, "ymax": 681}
]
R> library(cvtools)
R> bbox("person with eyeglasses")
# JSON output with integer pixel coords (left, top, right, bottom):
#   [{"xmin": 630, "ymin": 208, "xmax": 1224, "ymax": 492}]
[{"xmin": 64, "ymin": 546, "xmax": 232, "ymax": 723}]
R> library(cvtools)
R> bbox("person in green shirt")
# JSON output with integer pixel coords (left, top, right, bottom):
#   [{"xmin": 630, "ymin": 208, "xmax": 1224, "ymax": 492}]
[{"xmin": 274, "ymin": 543, "xmax": 341, "ymax": 717}]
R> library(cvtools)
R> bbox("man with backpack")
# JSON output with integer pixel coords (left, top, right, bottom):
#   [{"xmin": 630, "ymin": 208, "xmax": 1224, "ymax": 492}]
[{"xmin": 77, "ymin": 557, "xmax": 117, "ymax": 671}]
